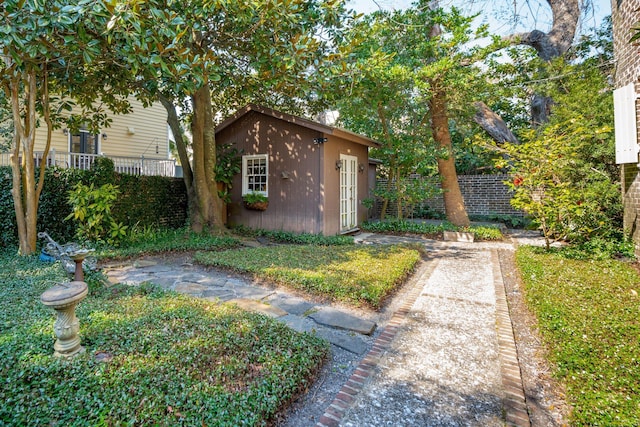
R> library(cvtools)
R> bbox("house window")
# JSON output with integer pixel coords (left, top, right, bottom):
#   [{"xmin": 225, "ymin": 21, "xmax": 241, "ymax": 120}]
[
  {"xmin": 69, "ymin": 129, "xmax": 99, "ymax": 170},
  {"xmin": 242, "ymin": 154, "xmax": 268, "ymax": 196},
  {"xmin": 70, "ymin": 130, "xmax": 98, "ymax": 155}
]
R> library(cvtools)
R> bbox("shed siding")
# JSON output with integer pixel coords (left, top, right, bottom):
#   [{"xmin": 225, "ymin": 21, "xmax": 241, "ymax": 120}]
[{"xmin": 222, "ymin": 111, "xmax": 326, "ymax": 234}]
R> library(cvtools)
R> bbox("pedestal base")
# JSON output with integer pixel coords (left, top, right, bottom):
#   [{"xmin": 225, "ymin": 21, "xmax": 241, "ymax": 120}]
[{"xmin": 54, "ymin": 345, "xmax": 86, "ymax": 358}]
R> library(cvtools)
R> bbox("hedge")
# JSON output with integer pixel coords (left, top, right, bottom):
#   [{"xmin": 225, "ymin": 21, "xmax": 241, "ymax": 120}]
[{"xmin": 0, "ymin": 165, "xmax": 188, "ymax": 248}]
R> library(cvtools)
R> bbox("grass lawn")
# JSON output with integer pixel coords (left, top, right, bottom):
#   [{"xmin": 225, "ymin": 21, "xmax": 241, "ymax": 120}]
[
  {"xmin": 516, "ymin": 246, "xmax": 640, "ymax": 426},
  {"xmin": 0, "ymin": 252, "xmax": 328, "ymax": 426},
  {"xmin": 96, "ymin": 227, "xmax": 241, "ymax": 259},
  {"xmin": 194, "ymin": 244, "xmax": 422, "ymax": 309}
]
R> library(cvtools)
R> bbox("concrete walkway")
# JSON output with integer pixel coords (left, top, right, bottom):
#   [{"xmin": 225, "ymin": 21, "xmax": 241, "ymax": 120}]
[{"xmin": 103, "ymin": 231, "xmax": 539, "ymax": 427}]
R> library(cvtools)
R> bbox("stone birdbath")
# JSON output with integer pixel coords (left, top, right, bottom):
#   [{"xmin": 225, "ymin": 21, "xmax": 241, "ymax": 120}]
[
  {"xmin": 65, "ymin": 247, "xmax": 95, "ymax": 282},
  {"xmin": 40, "ymin": 281, "xmax": 88, "ymax": 358}
]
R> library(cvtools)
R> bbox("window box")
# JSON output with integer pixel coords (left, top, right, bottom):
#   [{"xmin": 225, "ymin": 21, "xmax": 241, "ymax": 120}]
[{"xmin": 243, "ymin": 192, "xmax": 269, "ymax": 211}]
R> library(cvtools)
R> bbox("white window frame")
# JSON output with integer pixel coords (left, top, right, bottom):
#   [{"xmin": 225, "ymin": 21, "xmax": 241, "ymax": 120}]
[{"xmin": 242, "ymin": 154, "xmax": 269, "ymax": 196}]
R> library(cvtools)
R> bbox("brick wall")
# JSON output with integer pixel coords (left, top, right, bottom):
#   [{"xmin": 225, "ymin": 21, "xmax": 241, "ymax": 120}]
[
  {"xmin": 374, "ymin": 174, "xmax": 524, "ymax": 219},
  {"xmin": 612, "ymin": 0, "xmax": 640, "ymax": 254}
]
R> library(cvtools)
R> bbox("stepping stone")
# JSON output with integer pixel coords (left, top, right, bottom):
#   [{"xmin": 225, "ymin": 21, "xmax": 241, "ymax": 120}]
[
  {"xmin": 148, "ymin": 277, "xmax": 179, "ymax": 289},
  {"xmin": 180, "ymin": 272, "xmax": 208, "ymax": 282},
  {"xmin": 174, "ymin": 282, "xmax": 208, "ymax": 296},
  {"xmin": 308, "ymin": 307, "xmax": 376, "ymax": 335},
  {"xmin": 315, "ymin": 328, "xmax": 368, "ymax": 355},
  {"xmin": 443, "ymin": 231, "xmax": 474, "ymax": 242},
  {"xmin": 241, "ymin": 239, "xmax": 263, "ymax": 248},
  {"xmin": 281, "ymin": 315, "xmax": 368, "ymax": 354},
  {"xmin": 268, "ymin": 295, "xmax": 316, "ymax": 316},
  {"xmin": 110, "ymin": 273, "xmax": 154, "ymax": 285},
  {"xmin": 229, "ymin": 285, "xmax": 275, "ymax": 301},
  {"xmin": 197, "ymin": 277, "xmax": 228, "ymax": 287},
  {"xmin": 106, "ymin": 274, "xmax": 126, "ymax": 285},
  {"xmin": 202, "ymin": 289, "xmax": 237, "ymax": 301},
  {"xmin": 227, "ymin": 298, "xmax": 288, "ymax": 318},
  {"xmin": 133, "ymin": 260, "xmax": 158, "ymax": 268}
]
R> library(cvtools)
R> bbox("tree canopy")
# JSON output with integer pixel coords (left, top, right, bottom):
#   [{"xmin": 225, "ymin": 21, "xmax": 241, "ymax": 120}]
[
  {"xmin": 1, "ymin": 0, "xmax": 135, "ymax": 254},
  {"xmin": 333, "ymin": 2, "xmax": 497, "ymax": 224}
]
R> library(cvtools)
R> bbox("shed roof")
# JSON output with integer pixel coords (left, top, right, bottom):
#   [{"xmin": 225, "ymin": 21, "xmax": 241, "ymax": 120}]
[{"xmin": 215, "ymin": 104, "xmax": 379, "ymax": 148}]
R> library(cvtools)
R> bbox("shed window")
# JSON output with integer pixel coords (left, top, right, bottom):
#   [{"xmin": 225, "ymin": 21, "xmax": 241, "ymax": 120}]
[{"xmin": 242, "ymin": 154, "xmax": 268, "ymax": 196}]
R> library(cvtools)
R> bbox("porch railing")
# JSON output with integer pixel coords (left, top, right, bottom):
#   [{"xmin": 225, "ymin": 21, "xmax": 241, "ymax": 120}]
[{"xmin": 0, "ymin": 150, "xmax": 176, "ymax": 177}]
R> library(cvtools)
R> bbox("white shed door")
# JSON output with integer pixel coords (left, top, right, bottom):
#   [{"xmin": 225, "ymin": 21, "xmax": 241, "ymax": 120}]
[{"xmin": 340, "ymin": 154, "xmax": 358, "ymax": 232}]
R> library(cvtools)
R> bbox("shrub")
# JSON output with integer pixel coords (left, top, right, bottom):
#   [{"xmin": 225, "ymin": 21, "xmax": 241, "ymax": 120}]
[
  {"xmin": 361, "ymin": 219, "xmax": 503, "ymax": 241},
  {"xmin": 232, "ymin": 225, "xmax": 354, "ymax": 246},
  {"xmin": 89, "ymin": 156, "xmax": 116, "ymax": 186},
  {"xmin": 66, "ymin": 182, "xmax": 128, "ymax": 245},
  {"xmin": 0, "ymin": 166, "xmax": 188, "ymax": 248},
  {"xmin": 242, "ymin": 191, "xmax": 268, "ymax": 204}
]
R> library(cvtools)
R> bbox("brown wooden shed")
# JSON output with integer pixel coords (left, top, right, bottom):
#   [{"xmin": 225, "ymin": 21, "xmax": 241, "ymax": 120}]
[{"xmin": 216, "ymin": 104, "xmax": 379, "ymax": 235}]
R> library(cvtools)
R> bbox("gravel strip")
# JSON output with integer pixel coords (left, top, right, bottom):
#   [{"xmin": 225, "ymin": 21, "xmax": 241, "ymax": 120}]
[{"xmin": 339, "ymin": 245, "xmax": 505, "ymax": 426}]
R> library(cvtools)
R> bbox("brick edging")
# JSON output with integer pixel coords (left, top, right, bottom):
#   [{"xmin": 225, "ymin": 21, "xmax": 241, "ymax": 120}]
[
  {"xmin": 491, "ymin": 249, "xmax": 531, "ymax": 427},
  {"xmin": 315, "ymin": 260, "xmax": 437, "ymax": 427}
]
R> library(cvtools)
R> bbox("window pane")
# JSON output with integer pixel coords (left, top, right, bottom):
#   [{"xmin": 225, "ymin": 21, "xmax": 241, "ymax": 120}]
[{"xmin": 243, "ymin": 155, "xmax": 268, "ymax": 196}]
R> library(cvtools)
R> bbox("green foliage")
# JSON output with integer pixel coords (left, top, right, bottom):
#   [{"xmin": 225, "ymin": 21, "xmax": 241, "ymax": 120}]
[
  {"xmin": 361, "ymin": 219, "xmax": 503, "ymax": 241},
  {"xmin": 0, "ymin": 251, "xmax": 328, "ymax": 426},
  {"xmin": 374, "ymin": 179, "xmax": 441, "ymax": 220},
  {"xmin": 242, "ymin": 191, "xmax": 268, "ymax": 204},
  {"xmin": 1, "ymin": 0, "xmax": 137, "ymax": 253},
  {"xmin": 195, "ymin": 244, "xmax": 420, "ymax": 309},
  {"xmin": 3, "ymin": 167, "xmax": 189, "ymax": 249},
  {"xmin": 66, "ymin": 182, "xmax": 128, "ymax": 246},
  {"xmin": 111, "ymin": 174, "xmax": 188, "ymax": 230},
  {"xmin": 1, "ymin": 166, "xmax": 87, "ymax": 247},
  {"xmin": 37, "ymin": 168, "xmax": 89, "ymax": 243},
  {"xmin": 215, "ymin": 144, "xmax": 242, "ymax": 203},
  {"xmin": 98, "ymin": 227, "xmax": 240, "ymax": 260},
  {"xmin": 1, "ymin": 167, "xmax": 188, "ymax": 249},
  {"xmin": 361, "ymin": 197, "xmax": 375, "ymax": 210},
  {"xmin": 466, "ymin": 225, "xmax": 504, "ymax": 241},
  {"xmin": 516, "ymin": 246, "xmax": 640, "ymax": 426},
  {"xmin": 553, "ymin": 237, "xmax": 635, "ymax": 261},
  {"xmin": 497, "ymin": 117, "xmax": 619, "ymax": 249},
  {"xmin": 491, "ymin": 28, "xmax": 620, "ymax": 249},
  {"xmin": 232, "ymin": 225, "xmax": 354, "ymax": 246},
  {"xmin": 89, "ymin": 156, "xmax": 116, "ymax": 186},
  {"xmin": 0, "ymin": 168, "xmax": 17, "ymax": 247},
  {"xmin": 332, "ymin": 3, "xmax": 497, "ymax": 218},
  {"xmin": 468, "ymin": 214, "xmax": 530, "ymax": 229}
]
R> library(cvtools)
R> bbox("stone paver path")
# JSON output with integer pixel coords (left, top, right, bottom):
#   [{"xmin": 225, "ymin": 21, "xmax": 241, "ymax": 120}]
[{"xmin": 103, "ymin": 258, "xmax": 377, "ymax": 355}]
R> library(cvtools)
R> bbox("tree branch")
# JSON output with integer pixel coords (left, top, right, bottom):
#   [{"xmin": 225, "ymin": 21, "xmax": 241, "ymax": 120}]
[{"xmin": 473, "ymin": 101, "xmax": 520, "ymax": 144}]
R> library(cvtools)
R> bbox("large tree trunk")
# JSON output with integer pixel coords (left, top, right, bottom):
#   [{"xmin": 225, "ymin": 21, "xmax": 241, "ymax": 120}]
[
  {"xmin": 9, "ymin": 70, "xmax": 41, "ymax": 255},
  {"xmin": 509, "ymin": 0, "xmax": 579, "ymax": 126},
  {"xmin": 430, "ymin": 85, "xmax": 470, "ymax": 227},
  {"xmin": 190, "ymin": 83, "xmax": 225, "ymax": 233},
  {"xmin": 475, "ymin": 0, "xmax": 580, "ymax": 135},
  {"xmin": 158, "ymin": 94, "xmax": 199, "ymax": 226},
  {"xmin": 509, "ymin": 0, "xmax": 579, "ymax": 61}
]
